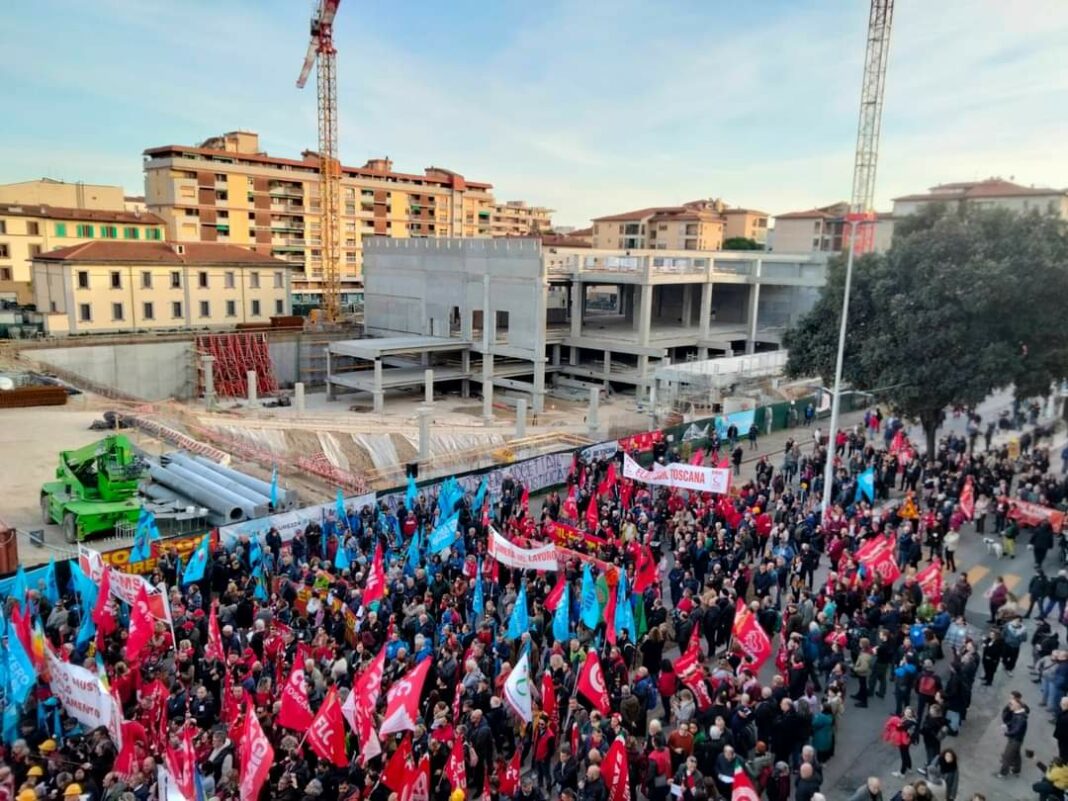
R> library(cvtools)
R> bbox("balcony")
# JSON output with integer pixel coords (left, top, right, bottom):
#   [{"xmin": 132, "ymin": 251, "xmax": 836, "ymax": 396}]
[
  {"xmin": 270, "ymin": 223, "xmax": 304, "ymax": 233},
  {"xmin": 271, "ymin": 238, "xmax": 306, "ymax": 250},
  {"xmin": 269, "ymin": 186, "xmax": 304, "ymax": 198},
  {"xmin": 274, "ymin": 253, "xmax": 306, "ymax": 264},
  {"xmin": 270, "ymin": 201, "xmax": 304, "ymax": 213}
]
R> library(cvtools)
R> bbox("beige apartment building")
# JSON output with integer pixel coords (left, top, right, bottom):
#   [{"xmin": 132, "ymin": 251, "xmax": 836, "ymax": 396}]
[
  {"xmin": 0, "ymin": 178, "xmax": 128, "ymax": 211},
  {"xmin": 770, "ymin": 202, "xmax": 893, "ymax": 254},
  {"xmin": 490, "ymin": 200, "xmax": 553, "ymax": 237},
  {"xmin": 892, "ymin": 178, "xmax": 1068, "ymax": 219},
  {"xmin": 592, "ymin": 206, "xmax": 726, "ymax": 251},
  {"xmin": 722, "ymin": 208, "xmax": 770, "ymax": 244},
  {"xmin": 33, "ymin": 241, "xmax": 291, "ymax": 336},
  {"xmin": 0, "ymin": 203, "xmax": 165, "ymax": 303},
  {"xmin": 143, "ymin": 131, "xmax": 514, "ymax": 309}
]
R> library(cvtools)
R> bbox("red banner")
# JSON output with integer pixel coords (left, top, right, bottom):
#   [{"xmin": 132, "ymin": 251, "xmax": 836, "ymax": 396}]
[
  {"xmin": 1006, "ymin": 498, "xmax": 1065, "ymax": 532},
  {"xmin": 915, "ymin": 560, "xmax": 943, "ymax": 604},
  {"xmin": 545, "ymin": 520, "xmax": 610, "ymax": 550},
  {"xmin": 731, "ymin": 601, "xmax": 772, "ymax": 674}
]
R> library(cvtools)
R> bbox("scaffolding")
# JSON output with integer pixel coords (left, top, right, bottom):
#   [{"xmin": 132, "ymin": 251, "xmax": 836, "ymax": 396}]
[
  {"xmin": 652, "ymin": 351, "xmax": 789, "ymax": 416},
  {"xmin": 195, "ymin": 333, "xmax": 279, "ymax": 399}
]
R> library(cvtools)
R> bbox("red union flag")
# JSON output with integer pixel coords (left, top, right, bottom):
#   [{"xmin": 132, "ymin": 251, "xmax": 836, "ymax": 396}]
[
  {"xmin": 866, "ymin": 538, "xmax": 902, "ymax": 585},
  {"xmin": 383, "ymin": 735, "xmax": 413, "ymax": 791},
  {"xmin": 601, "ymin": 738, "xmax": 630, "ymax": 801},
  {"xmin": 278, "ymin": 663, "xmax": 314, "ymax": 731},
  {"xmin": 915, "ymin": 559, "xmax": 943, "ymax": 604},
  {"xmin": 400, "ymin": 754, "xmax": 431, "ymax": 801},
  {"xmin": 499, "ymin": 751, "xmax": 522, "ymax": 797},
  {"xmin": 124, "ymin": 585, "xmax": 154, "ymax": 664},
  {"xmin": 380, "ymin": 657, "xmax": 432, "ymax": 735},
  {"xmin": 576, "ymin": 649, "xmax": 610, "ymax": 715},
  {"xmin": 959, "ymin": 476, "xmax": 975, "ymax": 520},
  {"xmin": 731, "ymin": 600, "xmax": 772, "ymax": 673},
  {"xmin": 444, "ymin": 735, "xmax": 467, "ymax": 790},
  {"xmin": 363, "ymin": 543, "xmax": 386, "ymax": 607},
  {"xmin": 731, "ymin": 764, "xmax": 760, "ymax": 801},
  {"xmin": 205, "ymin": 601, "xmax": 225, "ymax": 662},
  {"xmin": 239, "ymin": 705, "xmax": 274, "ymax": 801},
  {"xmin": 562, "ymin": 484, "xmax": 579, "ymax": 521},
  {"xmin": 307, "ymin": 686, "xmax": 348, "ymax": 767}
]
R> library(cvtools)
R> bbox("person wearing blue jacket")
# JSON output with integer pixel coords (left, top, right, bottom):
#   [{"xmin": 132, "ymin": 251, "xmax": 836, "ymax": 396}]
[{"xmin": 894, "ymin": 654, "xmax": 918, "ymax": 716}]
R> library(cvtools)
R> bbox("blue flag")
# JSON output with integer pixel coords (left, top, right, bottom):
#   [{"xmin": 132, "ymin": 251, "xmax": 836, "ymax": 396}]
[
  {"xmin": 473, "ymin": 559, "xmax": 485, "ymax": 617},
  {"xmin": 182, "ymin": 534, "xmax": 210, "ymax": 585},
  {"xmin": 43, "ymin": 558, "xmax": 59, "ymax": 605},
  {"xmin": 335, "ymin": 536, "xmax": 352, "ymax": 571},
  {"xmin": 11, "ymin": 565, "xmax": 29, "ymax": 609},
  {"xmin": 406, "ymin": 528, "xmax": 422, "ymax": 576},
  {"xmin": 253, "ymin": 565, "xmax": 268, "ymax": 602},
  {"xmin": 553, "ymin": 584, "xmax": 570, "ymax": 642},
  {"xmin": 71, "ymin": 563, "xmax": 98, "ymax": 648},
  {"xmin": 855, "ymin": 467, "xmax": 875, "ymax": 502},
  {"xmin": 2, "ymin": 705, "xmax": 18, "ymax": 746},
  {"xmin": 428, "ymin": 512, "xmax": 460, "ymax": 554},
  {"xmin": 270, "ymin": 466, "xmax": 279, "ymax": 508},
  {"xmin": 473, "ymin": 477, "xmax": 488, "ymax": 513},
  {"xmin": 7, "ymin": 626, "xmax": 37, "ymax": 703},
  {"xmin": 615, "ymin": 575, "xmax": 636, "ymax": 641},
  {"xmin": 580, "ymin": 564, "xmax": 600, "ymax": 629},
  {"xmin": 506, "ymin": 582, "xmax": 530, "ymax": 640},
  {"xmin": 406, "ymin": 475, "xmax": 418, "ymax": 511},
  {"xmin": 335, "ymin": 489, "xmax": 348, "ymax": 531}
]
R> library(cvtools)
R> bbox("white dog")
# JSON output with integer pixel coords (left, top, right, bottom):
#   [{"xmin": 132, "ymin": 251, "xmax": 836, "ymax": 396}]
[{"xmin": 983, "ymin": 536, "xmax": 1004, "ymax": 558}]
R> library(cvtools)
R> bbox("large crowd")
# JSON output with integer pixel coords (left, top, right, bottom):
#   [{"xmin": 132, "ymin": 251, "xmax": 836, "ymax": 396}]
[{"xmin": 3, "ymin": 407, "xmax": 1068, "ymax": 801}]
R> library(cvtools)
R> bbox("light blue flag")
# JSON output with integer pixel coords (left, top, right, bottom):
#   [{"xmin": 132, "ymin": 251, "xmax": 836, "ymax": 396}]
[
  {"xmin": 506, "ymin": 582, "xmax": 530, "ymax": 640},
  {"xmin": 615, "ymin": 575, "xmax": 636, "ymax": 641},
  {"xmin": 270, "ymin": 466, "xmax": 279, "ymax": 508},
  {"xmin": 473, "ymin": 477, "xmax": 488, "ymax": 513},
  {"xmin": 406, "ymin": 475, "xmax": 418, "ymax": 511},
  {"xmin": 553, "ymin": 584, "xmax": 570, "ymax": 642},
  {"xmin": 182, "ymin": 534, "xmax": 210, "ymax": 585},
  {"xmin": 335, "ymin": 489, "xmax": 348, "ymax": 533},
  {"xmin": 43, "ymin": 558, "xmax": 59, "ymax": 605},
  {"xmin": 252, "ymin": 565, "xmax": 268, "ymax": 602},
  {"xmin": 428, "ymin": 512, "xmax": 460, "ymax": 554},
  {"xmin": 406, "ymin": 528, "xmax": 422, "ymax": 576},
  {"xmin": 7, "ymin": 627, "xmax": 37, "ymax": 703},
  {"xmin": 2, "ymin": 704, "xmax": 18, "ymax": 746},
  {"xmin": 579, "ymin": 564, "xmax": 600, "ymax": 629},
  {"xmin": 473, "ymin": 559, "xmax": 485, "ymax": 617},
  {"xmin": 855, "ymin": 467, "xmax": 875, "ymax": 502},
  {"xmin": 335, "ymin": 536, "xmax": 352, "ymax": 570},
  {"xmin": 11, "ymin": 565, "xmax": 29, "ymax": 609}
]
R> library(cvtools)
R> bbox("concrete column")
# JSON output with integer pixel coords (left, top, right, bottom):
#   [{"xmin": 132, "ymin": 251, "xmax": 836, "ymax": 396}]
[
  {"xmin": 697, "ymin": 346, "xmax": 709, "ymax": 360},
  {"xmin": 746, "ymin": 284, "xmax": 761, "ymax": 354},
  {"xmin": 482, "ymin": 354, "xmax": 494, "ymax": 423},
  {"xmin": 637, "ymin": 284, "xmax": 653, "ymax": 345},
  {"xmin": 515, "ymin": 398, "xmax": 527, "ymax": 438},
  {"xmin": 201, "ymin": 354, "xmax": 216, "ymax": 408},
  {"xmin": 681, "ymin": 284, "xmax": 693, "ymax": 326},
  {"xmin": 637, "ymin": 354, "xmax": 650, "ymax": 403},
  {"xmin": 570, "ymin": 281, "xmax": 584, "ymax": 338},
  {"xmin": 461, "ymin": 350, "xmax": 471, "ymax": 398},
  {"xmin": 587, "ymin": 386, "xmax": 600, "ymax": 436},
  {"xmin": 552, "ymin": 344, "xmax": 561, "ymax": 367},
  {"xmin": 325, "ymin": 348, "xmax": 334, "ymax": 401},
  {"xmin": 372, "ymin": 359, "xmax": 384, "ymax": 413},
  {"xmin": 424, "ymin": 369, "xmax": 434, "ymax": 404},
  {"xmin": 246, "ymin": 370, "xmax": 259, "ymax": 407},
  {"xmin": 532, "ymin": 358, "xmax": 546, "ymax": 413},
  {"xmin": 569, "ymin": 346, "xmax": 578, "ymax": 367},
  {"xmin": 603, "ymin": 350, "xmax": 612, "ymax": 383},
  {"xmin": 418, "ymin": 405, "xmax": 431, "ymax": 460},
  {"xmin": 294, "ymin": 381, "xmax": 305, "ymax": 412},
  {"xmin": 631, "ymin": 286, "xmax": 642, "ymax": 332},
  {"xmin": 699, "ymin": 282, "xmax": 713, "ymax": 340}
]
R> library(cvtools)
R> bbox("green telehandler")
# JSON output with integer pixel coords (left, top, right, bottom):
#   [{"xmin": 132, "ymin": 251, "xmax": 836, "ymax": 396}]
[{"xmin": 40, "ymin": 434, "xmax": 147, "ymax": 543}]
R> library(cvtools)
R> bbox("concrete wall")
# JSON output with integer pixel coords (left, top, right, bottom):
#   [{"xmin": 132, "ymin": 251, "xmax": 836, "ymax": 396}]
[
  {"xmin": 32, "ymin": 340, "xmax": 194, "ymax": 400},
  {"xmin": 757, "ymin": 285, "xmax": 821, "ymax": 329}
]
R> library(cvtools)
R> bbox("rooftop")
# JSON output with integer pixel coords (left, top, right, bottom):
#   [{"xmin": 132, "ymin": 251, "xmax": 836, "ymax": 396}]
[
  {"xmin": 773, "ymin": 203, "xmax": 849, "ymax": 220},
  {"xmin": 591, "ymin": 206, "xmax": 681, "ymax": 223},
  {"xmin": 892, "ymin": 178, "xmax": 1068, "ymax": 202},
  {"xmin": 32, "ymin": 241, "xmax": 288, "ymax": 266},
  {"xmin": 0, "ymin": 202, "xmax": 164, "ymax": 225}
]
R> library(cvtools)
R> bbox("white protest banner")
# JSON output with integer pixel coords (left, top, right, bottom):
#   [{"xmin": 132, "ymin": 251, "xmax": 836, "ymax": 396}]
[
  {"xmin": 580, "ymin": 441, "xmax": 620, "ymax": 461},
  {"xmin": 46, "ymin": 648, "xmax": 123, "ymax": 749},
  {"xmin": 79, "ymin": 545, "xmax": 171, "ymax": 623},
  {"xmin": 488, "ymin": 528, "xmax": 559, "ymax": 571},
  {"xmin": 622, "ymin": 453, "xmax": 730, "ymax": 494}
]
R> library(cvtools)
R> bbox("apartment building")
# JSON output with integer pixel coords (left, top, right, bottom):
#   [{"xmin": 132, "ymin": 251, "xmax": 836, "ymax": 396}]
[
  {"xmin": 0, "ymin": 203, "xmax": 165, "ymax": 303},
  {"xmin": 722, "ymin": 208, "xmax": 770, "ymax": 244},
  {"xmin": 770, "ymin": 202, "xmax": 894, "ymax": 254},
  {"xmin": 892, "ymin": 178, "xmax": 1068, "ymax": 219},
  {"xmin": 592, "ymin": 206, "xmax": 726, "ymax": 251},
  {"xmin": 143, "ymin": 131, "xmax": 503, "ymax": 309},
  {"xmin": 490, "ymin": 200, "xmax": 553, "ymax": 237},
  {"xmin": 32, "ymin": 241, "xmax": 290, "ymax": 336},
  {"xmin": 0, "ymin": 178, "xmax": 127, "ymax": 211}
]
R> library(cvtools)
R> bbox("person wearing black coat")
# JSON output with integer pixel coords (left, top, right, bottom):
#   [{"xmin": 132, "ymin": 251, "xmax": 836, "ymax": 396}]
[
  {"xmin": 1032, "ymin": 522, "xmax": 1055, "ymax": 568},
  {"xmin": 770, "ymin": 699, "xmax": 802, "ymax": 765},
  {"xmin": 553, "ymin": 746, "xmax": 580, "ymax": 794}
]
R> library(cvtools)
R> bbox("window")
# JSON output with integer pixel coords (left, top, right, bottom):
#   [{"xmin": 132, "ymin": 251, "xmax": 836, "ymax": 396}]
[
  {"xmin": 249, "ymin": 271, "xmax": 260, "ymax": 288},
  {"xmin": 28, "ymin": 244, "xmax": 42, "ymax": 257},
  {"xmin": 250, "ymin": 299, "xmax": 261, "ymax": 317},
  {"xmin": 123, "ymin": 227, "xmax": 139, "ymax": 240},
  {"xmin": 110, "ymin": 271, "xmax": 122, "ymax": 289},
  {"xmin": 27, "ymin": 221, "xmax": 40, "ymax": 236},
  {"xmin": 54, "ymin": 223, "xmax": 66, "ymax": 237},
  {"xmin": 275, "ymin": 298, "xmax": 285, "ymax": 315},
  {"xmin": 77, "ymin": 271, "xmax": 89, "ymax": 289},
  {"xmin": 147, "ymin": 228, "xmax": 162, "ymax": 240},
  {"xmin": 224, "ymin": 271, "xmax": 235, "ymax": 289},
  {"xmin": 0, "ymin": 268, "xmax": 11, "ymax": 281},
  {"xmin": 170, "ymin": 271, "xmax": 181, "ymax": 289},
  {"xmin": 0, "ymin": 245, "xmax": 8, "ymax": 258},
  {"xmin": 0, "ymin": 221, "xmax": 5, "ymax": 234},
  {"xmin": 225, "ymin": 300, "xmax": 237, "ymax": 317},
  {"xmin": 199, "ymin": 300, "xmax": 210, "ymax": 318},
  {"xmin": 273, "ymin": 271, "xmax": 283, "ymax": 288},
  {"xmin": 198, "ymin": 271, "xmax": 208, "ymax": 288},
  {"xmin": 143, "ymin": 302, "xmax": 155, "ymax": 320},
  {"xmin": 101, "ymin": 226, "xmax": 118, "ymax": 239},
  {"xmin": 79, "ymin": 303, "xmax": 91, "ymax": 322},
  {"xmin": 112, "ymin": 302, "xmax": 124, "ymax": 321},
  {"xmin": 141, "ymin": 271, "xmax": 152, "ymax": 289},
  {"xmin": 172, "ymin": 301, "xmax": 183, "ymax": 319}
]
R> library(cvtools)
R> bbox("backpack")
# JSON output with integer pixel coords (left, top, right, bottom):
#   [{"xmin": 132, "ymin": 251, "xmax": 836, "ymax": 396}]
[{"xmin": 917, "ymin": 673, "xmax": 938, "ymax": 697}]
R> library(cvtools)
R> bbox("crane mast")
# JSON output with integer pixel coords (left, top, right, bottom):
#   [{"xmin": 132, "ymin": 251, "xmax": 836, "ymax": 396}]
[{"xmin": 296, "ymin": 0, "xmax": 342, "ymax": 322}]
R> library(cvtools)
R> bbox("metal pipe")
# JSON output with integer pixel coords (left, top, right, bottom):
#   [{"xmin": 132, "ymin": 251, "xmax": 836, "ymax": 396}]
[
  {"xmin": 190, "ymin": 454, "xmax": 289, "ymax": 504},
  {"xmin": 163, "ymin": 462, "xmax": 265, "ymax": 519},
  {"xmin": 167, "ymin": 453, "xmax": 270, "ymax": 506},
  {"xmin": 148, "ymin": 464, "xmax": 244, "ymax": 522}
]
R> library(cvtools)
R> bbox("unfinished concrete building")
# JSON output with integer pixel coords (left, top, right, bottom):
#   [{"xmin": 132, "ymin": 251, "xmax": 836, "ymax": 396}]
[{"xmin": 326, "ymin": 238, "xmax": 827, "ymax": 416}]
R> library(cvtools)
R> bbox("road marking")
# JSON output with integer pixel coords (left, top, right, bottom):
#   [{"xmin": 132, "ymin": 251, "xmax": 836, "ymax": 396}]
[
  {"xmin": 966, "ymin": 564, "xmax": 990, "ymax": 586},
  {"xmin": 1003, "ymin": 573, "xmax": 1022, "ymax": 592}
]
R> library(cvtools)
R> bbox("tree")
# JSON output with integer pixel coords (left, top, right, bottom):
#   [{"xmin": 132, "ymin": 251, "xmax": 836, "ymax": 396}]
[
  {"xmin": 722, "ymin": 237, "xmax": 762, "ymax": 251},
  {"xmin": 784, "ymin": 207, "xmax": 1068, "ymax": 456}
]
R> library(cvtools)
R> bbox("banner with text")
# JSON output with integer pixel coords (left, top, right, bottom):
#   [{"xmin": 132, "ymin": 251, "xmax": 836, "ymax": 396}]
[
  {"xmin": 79, "ymin": 545, "xmax": 171, "ymax": 623},
  {"xmin": 46, "ymin": 648, "xmax": 124, "ymax": 749},
  {"xmin": 622, "ymin": 454, "xmax": 731, "ymax": 494},
  {"xmin": 488, "ymin": 528, "xmax": 559, "ymax": 572}
]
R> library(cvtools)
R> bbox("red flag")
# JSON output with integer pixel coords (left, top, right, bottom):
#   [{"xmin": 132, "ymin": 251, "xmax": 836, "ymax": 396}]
[
  {"xmin": 383, "ymin": 735, "xmax": 413, "ymax": 791},
  {"xmin": 544, "ymin": 572, "xmax": 566, "ymax": 612},
  {"xmin": 959, "ymin": 476, "xmax": 975, "ymax": 520},
  {"xmin": 586, "ymin": 497, "xmax": 599, "ymax": 532},
  {"xmin": 603, "ymin": 575, "xmax": 618, "ymax": 646},
  {"xmin": 717, "ymin": 456, "xmax": 730, "ymax": 470},
  {"xmin": 444, "ymin": 736, "xmax": 467, "ymax": 790},
  {"xmin": 576, "ymin": 649, "xmax": 610, "ymax": 715},
  {"xmin": 307, "ymin": 685, "xmax": 348, "ymax": 767},
  {"xmin": 620, "ymin": 479, "xmax": 633, "ymax": 511},
  {"xmin": 601, "ymin": 738, "xmax": 630, "ymax": 801},
  {"xmin": 499, "ymin": 751, "xmax": 522, "ymax": 797},
  {"xmin": 363, "ymin": 543, "xmax": 386, "ymax": 607},
  {"xmin": 521, "ymin": 486, "xmax": 530, "ymax": 511},
  {"xmin": 916, "ymin": 559, "xmax": 943, "ymax": 604},
  {"xmin": 541, "ymin": 671, "xmax": 558, "ymax": 731},
  {"xmin": 597, "ymin": 464, "xmax": 617, "ymax": 497},
  {"xmin": 633, "ymin": 546, "xmax": 659, "ymax": 594},
  {"xmin": 278, "ymin": 663, "xmax": 314, "ymax": 731},
  {"xmin": 205, "ymin": 601, "xmax": 225, "ymax": 662},
  {"xmin": 125, "ymin": 585, "xmax": 154, "ymax": 664},
  {"xmin": 400, "ymin": 754, "xmax": 431, "ymax": 801},
  {"xmin": 380, "ymin": 657, "xmax": 432, "ymax": 735},
  {"xmin": 689, "ymin": 448, "xmax": 705, "ymax": 466},
  {"xmin": 562, "ymin": 484, "xmax": 579, "ymax": 521},
  {"xmin": 481, "ymin": 499, "xmax": 490, "ymax": 529},
  {"xmin": 731, "ymin": 764, "xmax": 760, "ymax": 801},
  {"xmin": 92, "ymin": 567, "xmax": 116, "ymax": 636},
  {"xmin": 866, "ymin": 539, "xmax": 902, "ymax": 585},
  {"xmin": 731, "ymin": 600, "xmax": 772, "ymax": 673},
  {"xmin": 164, "ymin": 725, "xmax": 197, "ymax": 801},
  {"xmin": 239, "ymin": 704, "xmax": 274, "ymax": 801}
]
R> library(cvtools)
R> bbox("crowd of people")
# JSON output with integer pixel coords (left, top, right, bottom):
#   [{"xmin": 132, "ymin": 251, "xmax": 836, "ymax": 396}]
[{"xmin": 2, "ymin": 407, "xmax": 1067, "ymax": 801}]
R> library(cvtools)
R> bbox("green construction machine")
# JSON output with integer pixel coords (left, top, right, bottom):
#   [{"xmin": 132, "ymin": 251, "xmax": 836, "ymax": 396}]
[{"xmin": 40, "ymin": 434, "xmax": 147, "ymax": 543}]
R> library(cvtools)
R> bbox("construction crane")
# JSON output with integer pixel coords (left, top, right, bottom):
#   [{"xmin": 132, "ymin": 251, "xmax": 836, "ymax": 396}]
[
  {"xmin": 848, "ymin": 0, "xmax": 894, "ymax": 254},
  {"xmin": 296, "ymin": 0, "xmax": 342, "ymax": 322}
]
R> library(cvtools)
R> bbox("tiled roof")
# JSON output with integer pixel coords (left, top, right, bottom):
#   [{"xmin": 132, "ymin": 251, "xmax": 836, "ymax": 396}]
[
  {"xmin": 568, "ymin": 227, "xmax": 593, "ymax": 237},
  {"xmin": 722, "ymin": 208, "xmax": 769, "ymax": 216},
  {"xmin": 893, "ymin": 179, "xmax": 1067, "ymax": 203},
  {"xmin": 0, "ymin": 202, "xmax": 164, "ymax": 225},
  {"xmin": 592, "ymin": 207, "xmax": 680, "ymax": 222},
  {"xmin": 32, "ymin": 241, "xmax": 287, "ymax": 266}
]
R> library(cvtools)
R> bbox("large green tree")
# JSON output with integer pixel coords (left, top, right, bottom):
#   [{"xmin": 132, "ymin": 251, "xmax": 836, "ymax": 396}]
[{"xmin": 784, "ymin": 206, "xmax": 1068, "ymax": 455}]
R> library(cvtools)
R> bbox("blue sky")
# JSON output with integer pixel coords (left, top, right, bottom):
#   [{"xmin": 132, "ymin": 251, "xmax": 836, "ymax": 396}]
[{"xmin": 2, "ymin": 0, "xmax": 1066, "ymax": 227}]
